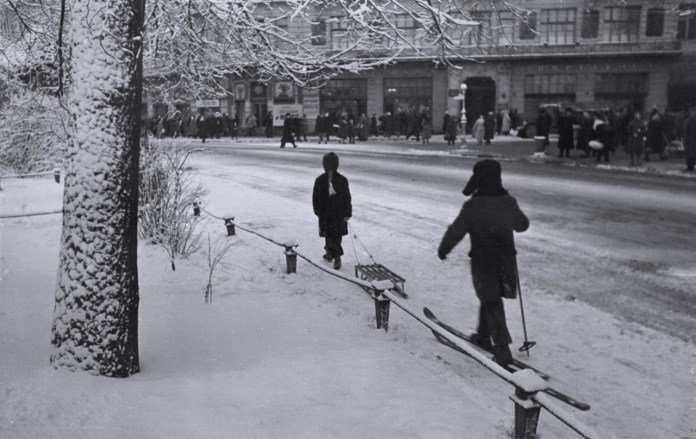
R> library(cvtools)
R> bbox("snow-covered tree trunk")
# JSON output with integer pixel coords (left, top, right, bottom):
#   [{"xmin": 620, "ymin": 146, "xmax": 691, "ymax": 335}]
[{"xmin": 51, "ymin": 0, "xmax": 145, "ymax": 377}]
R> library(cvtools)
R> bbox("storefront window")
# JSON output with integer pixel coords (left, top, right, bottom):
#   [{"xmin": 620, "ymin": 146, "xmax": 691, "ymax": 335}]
[
  {"xmin": 383, "ymin": 77, "xmax": 432, "ymax": 114},
  {"xmin": 594, "ymin": 73, "xmax": 647, "ymax": 111},
  {"xmin": 320, "ymin": 79, "xmax": 367, "ymax": 119}
]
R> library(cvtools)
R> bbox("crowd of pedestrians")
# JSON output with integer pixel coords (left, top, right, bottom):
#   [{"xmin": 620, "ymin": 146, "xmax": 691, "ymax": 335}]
[{"xmin": 553, "ymin": 105, "xmax": 695, "ymax": 170}]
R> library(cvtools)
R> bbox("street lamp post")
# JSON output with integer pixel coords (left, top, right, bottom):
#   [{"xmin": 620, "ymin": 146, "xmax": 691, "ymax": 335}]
[{"xmin": 453, "ymin": 82, "xmax": 468, "ymax": 147}]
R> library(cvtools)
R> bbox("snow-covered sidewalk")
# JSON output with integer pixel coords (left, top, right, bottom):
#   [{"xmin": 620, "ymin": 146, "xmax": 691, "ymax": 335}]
[{"xmin": 1, "ymin": 154, "xmax": 694, "ymax": 439}]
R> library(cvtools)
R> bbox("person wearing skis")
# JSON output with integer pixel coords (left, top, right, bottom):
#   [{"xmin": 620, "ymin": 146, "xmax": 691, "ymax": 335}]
[
  {"xmin": 437, "ymin": 159, "xmax": 529, "ymax": 367},
  {"xmin": 312, "ymin": 153, "xmax": 352, "ymax": 270}
]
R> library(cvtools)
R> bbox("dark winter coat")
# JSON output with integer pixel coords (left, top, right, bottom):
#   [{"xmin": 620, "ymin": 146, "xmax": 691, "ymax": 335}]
[
  {"xmin": 312, "ymin": 172, "xmax": 352, "ymax": 237},
  {"xmin": 626, "ymin": 118, "xmax": 646, "ymax": 155},
  {"xmin": 557, "ymin": 115, "xmax": 575, "ymax": 151},
  {"xmin": 439, "ymin": 192, "xmax": 529, "ymax": 302},
  {"xmin": 281, "ymin": 117, "xmax": 295, "ymax": 142},
  {"xmin": 536, "ymin": 111, "xmax": 552, "ymax": 137},
  {"xmin": 315, "ymin": 115, "xmax": 327, "ymax": 134},
  {"xmin": 646, "ymin": 114, "xmax": 665, "ymax": 154},
  {"xmin": 484, "ymin": 114, "xmax": 496, "ymax": 141},
  {"xmin": 443, "ymin": 113, "xmax": 451, "ymax": 133},
  {"xmin": 196, "ymin": 115, "xmax": 208, "ymax": 139},
  {"xmin": 446, "ymin": 118, "xmax": 458, "ymax": 141},
  {"xmin": 683, "ymin": 114, "xmax": 696, "ymax": 158}
]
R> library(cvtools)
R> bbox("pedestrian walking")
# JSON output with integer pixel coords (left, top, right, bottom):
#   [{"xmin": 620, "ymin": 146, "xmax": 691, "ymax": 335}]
[
  {"xmin": 501, "ymin": 111, "xmax": 512, "ymax": 135},
  {"xmin": 195, "ymin": 109, "xmax": 207, "ymax": 143},
  {"xmin": 446, "ymin": 115, "xmax": 458, "ymax": 146},
  {"xmin": 594, "ymin": 113, "xmax": 614, "ymax": 162},
  {"xmin": 484, "ymin": 112, "xmax": 496, "ymax": 145},
  {"xmin": 370, "ymin": 113, "xmax": 378, "ymax": 137},
  {"xmin": 536, "ymin": 107, "xmax": 552, "ymax": 147},
  {"xmin": 312, "ymin": 152, "xmax": 352, "ymax": 270},
  {"xmin": 626, "ymin": 111, "xmax": 646, "ymax": 166},
  {"xmin": 316, "ymin": 113, "xmax": 330, "ymax": 144},
  {"xmin": 472, "ymin": 114, "xmax": 485, "ymax": 145},
  {"xmin": 245, "ymin": 113, "xmax": 257, "ymax": 137},
  {"xmin": 437, "ymin": 159, "xmax": 530, "ymax": 367},
  {"xmin": 265, "ymin": 112, "xmax": 274, "ymax": 138},
  {"xmin": 557, "ymin": 107, "xmax": 575, "ymax": 157},
  {"xmin": 682, "ymin": 106, "xmax": 696, "ymax": 172},
  {"xmin": 299, "ymin": 114, "xmax": 308, "ymax": 142},
  {"xmin": 280, "ymin": 113, "xmax": 297, "ymax": 148},
  {"xmin": 421, "ymin": 114, "xmax": 432, "ymax": 144},
  {"xmin": 645, "ymin": 108, "xmax": 665, "ymax": 161}
]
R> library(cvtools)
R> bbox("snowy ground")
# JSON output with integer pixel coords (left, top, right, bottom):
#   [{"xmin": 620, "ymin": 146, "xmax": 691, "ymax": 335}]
[{"xmin": 1, "ymin": 145, "xmax": 694, "ymax": 439}]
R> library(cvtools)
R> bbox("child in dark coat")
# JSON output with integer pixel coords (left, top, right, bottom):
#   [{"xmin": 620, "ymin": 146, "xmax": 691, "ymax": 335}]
[
  {"xmin": 312, "ymin": 153, "xmax": 352, "ymax": 269},
  {"xmin": 438, "ymin": 159, "xmax": 529, "ymax": 367}
]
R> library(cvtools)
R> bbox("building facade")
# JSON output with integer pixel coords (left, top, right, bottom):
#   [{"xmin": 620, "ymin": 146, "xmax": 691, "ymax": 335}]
[{"xmin": 145, "ymin": 0, "xmax": 696, "ymax": 133}]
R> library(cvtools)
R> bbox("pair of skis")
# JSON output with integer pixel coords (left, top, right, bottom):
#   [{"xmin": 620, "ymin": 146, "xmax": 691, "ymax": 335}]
[{"xmin": 423, "ymin": 307, "xmax": 590, "ymax": 411}]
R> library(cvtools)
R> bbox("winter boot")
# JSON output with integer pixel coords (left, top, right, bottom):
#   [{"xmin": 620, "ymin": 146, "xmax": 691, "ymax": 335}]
[
  {"xmin": 470, "ymin": 333, "xmax": 493, "ymax": 351},
  {"xmin": 333, "ymin": 256, "xmax": 342, "ymax": 270},
  {"xmin": 492, "ymin": 344, "xmax": 513, "ymax": 367},
  {"xmin": 322, "ymin": 253, "xmax": 333, "ymax": 262}
]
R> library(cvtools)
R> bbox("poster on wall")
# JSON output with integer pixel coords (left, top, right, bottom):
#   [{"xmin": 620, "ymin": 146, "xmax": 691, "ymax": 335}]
[
  {"xmin": 274, "ymin": 81, "xmax": 295, "ymax": 100},
  {"xmin": 272, "ymin": 103, "xmax": 303, "ymax": 126},
  {"xmin": 302, "ymin": 96, "xmax": 320, "ymax": 119}
]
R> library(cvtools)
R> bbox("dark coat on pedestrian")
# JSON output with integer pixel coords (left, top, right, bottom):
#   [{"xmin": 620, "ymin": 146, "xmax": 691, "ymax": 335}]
[
  {"xmin": 312, "ymin": 153, "xmax": 352, "ymax": 237},
  {"xmin": 626, "ymin": 118, "xmax": 646, "ymax": 155},
  {"xmin": 196, "ymin": 114, "xmax": 208, "ymax": 140},
  {"xmin": 315, "ymin": 115, "xmax": 327, "ymax": 134},
  {"xmin": 446, "ymin": 117, "xmax": 458, "ymax": 143},
  {"xmin": 443, "ymin": 113, "xmax": 451, "ymax": 134},
  {"xmin": 646, "ymin": 112, "xmax": 665, "ymax": 155},
  {"xmin": 484, "ymin": 113, "xmax": 496, "ymax": 141},
  {"xmin": 683, "ymin": 113, "xmax": 696, "ymax": 158},
  {"xmin": 536, "ymin": 110, "xmax": 552, "ymax": 138},
  {"xmin": 438, "ymin": 160, "xmax": 529, "ymax": 303},
  {"xmin": 281, "ymin": 115, "xmax": 295, "ymax": 146},
  {"xmin": 557, "ymin": 113, "xmax": 575, "ymax": 151},
  {"xmin": 370, "ymin": 114, "xmax": 378, "ymax": 136}
]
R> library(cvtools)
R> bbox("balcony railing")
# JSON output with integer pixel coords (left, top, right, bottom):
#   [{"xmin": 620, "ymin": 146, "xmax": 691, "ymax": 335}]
[{"xmin": 461, "ymin": 39, "xmax": 682, "ymax": 58}]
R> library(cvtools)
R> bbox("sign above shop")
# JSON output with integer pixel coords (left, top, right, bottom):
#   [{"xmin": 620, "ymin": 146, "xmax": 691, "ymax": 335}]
[{"xmin": 194, "ymin": 99, "xmax": 220, "ymax": 108}]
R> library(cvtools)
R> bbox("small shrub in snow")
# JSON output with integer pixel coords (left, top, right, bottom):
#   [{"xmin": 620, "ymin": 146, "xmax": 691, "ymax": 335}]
[
  {"xmin": 139, "ymin": 140, "xmax": 207, "ymax": 270},
  {"xmin": 203, "ymin": 233, "xmax": 238, "ymax": 303},
  {"xmin": 0, "ymin": 87, "xmax": 68, "ymax": 174}
]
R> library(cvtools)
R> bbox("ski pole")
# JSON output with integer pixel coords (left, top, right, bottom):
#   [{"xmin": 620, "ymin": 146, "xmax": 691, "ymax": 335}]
[{"xmin": 515, "ymin": 260, "xmax": 536, "ymax": 356}]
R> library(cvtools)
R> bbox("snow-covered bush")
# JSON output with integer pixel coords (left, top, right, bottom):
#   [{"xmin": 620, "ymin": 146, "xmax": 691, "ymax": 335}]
[
  {"xmin": 139, "ymin": 140, "xmax": 207, "ymax": 270},
  {"xmin": 0, "ymin": 88, "xmax": 68, "ymax": 174}
]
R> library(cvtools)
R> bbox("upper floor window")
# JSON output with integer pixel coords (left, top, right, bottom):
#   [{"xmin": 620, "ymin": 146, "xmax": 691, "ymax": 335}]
[
  {"xmin": 311, "ymin": 19, "xmax": 327, "ymax": 45},
  {"xmin": 495, "ymin": 10, "xmax": 515, "ymax": 45},
  {"xmin": 467, "ymin": 10, "xmax": 492, "ymax": 46},
  {"xmin": 581, "ymin": 9, "xmax": 599, "ymax": 39},
  {"xmin": 519, "ymin": 11, "xmax": 538, "ymax": 40},
  {"xmin": 540, "ymin": 8, "xmax": 576, "ymax": 44},
  {"xmin": 645, "ymin": 8, "xmax": 665, "ymax": 37},
  {"xmin": 678, "ymin": 5, "xmax": 696, "ymax": 40},
  {"xmin": 604, "ymin": 6, "xmax": 641, "ymax": 42},
  {"xmin": 395, "ymin": 14, "xmax": 417, "ymax": 29},
  {"xmin": 330, "ymin": 16, "xmax": 353, "ymax": 50}
]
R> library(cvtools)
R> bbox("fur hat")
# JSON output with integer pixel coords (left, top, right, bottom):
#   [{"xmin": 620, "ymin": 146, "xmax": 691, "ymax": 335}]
[
  {"xmin": 463, "ymin": 159, "xmax": 503, "ymax": 196},
  {"xmin": 322, "ymin": 152, "xmax": 339, "ymax": 172}
]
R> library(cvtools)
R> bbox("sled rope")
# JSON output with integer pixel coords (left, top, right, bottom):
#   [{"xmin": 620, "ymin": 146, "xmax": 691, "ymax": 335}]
[{"xmin": 348, "ymin": 222, "xmax": 378, "ymax": 264}]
